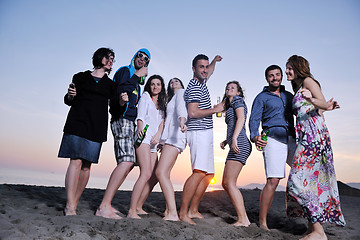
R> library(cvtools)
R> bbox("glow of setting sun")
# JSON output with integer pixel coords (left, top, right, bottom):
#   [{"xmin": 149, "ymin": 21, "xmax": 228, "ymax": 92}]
[{"xmin": 210, "ymin": 178, "xmax": 216, "ymax": 184}]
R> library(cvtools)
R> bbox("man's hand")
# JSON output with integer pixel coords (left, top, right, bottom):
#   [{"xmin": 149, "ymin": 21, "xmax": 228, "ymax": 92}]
[
  {"xmin": 213, "ymin": 102, "xmax": 224, "ymax": 115},
  {"xmin": 213, "ymin": 55, "xmax": 223, "ymax": 62},
  {"xmin": 120, "ymin": 92, "xmax": 129, "ymax": 106},
  {"xmin": 253, "ymin": 133, "xmax": 267, "ymax": 151},
  {"xmin": 135, "ymin": 66, "xmax": 148, "ymax": 78}
]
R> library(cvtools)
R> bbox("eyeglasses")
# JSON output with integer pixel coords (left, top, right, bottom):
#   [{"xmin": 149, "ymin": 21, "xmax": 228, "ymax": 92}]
[
  {"xmin": 137, "ymin": 52, "xmax": 149, "ymax": 63},
  {"xmin": 106, "ymin": 56, "xmax": 116, "ymax": 63}
]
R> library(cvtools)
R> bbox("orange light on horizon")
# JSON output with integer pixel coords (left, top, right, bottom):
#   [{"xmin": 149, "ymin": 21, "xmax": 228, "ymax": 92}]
[{"xmin": 210, "ymin": 178, "xmax": 216, "ymax": 184}]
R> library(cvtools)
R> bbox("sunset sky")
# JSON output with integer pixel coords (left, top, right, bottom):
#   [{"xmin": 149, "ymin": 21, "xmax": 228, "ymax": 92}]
[{"xmin": 0, "ymin": 0, "xmax": 359, "ymax": 189}]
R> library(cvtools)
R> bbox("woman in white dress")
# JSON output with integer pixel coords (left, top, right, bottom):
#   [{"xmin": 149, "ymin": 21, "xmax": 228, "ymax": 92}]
[
  {"xmin": 127, "ymin": 75, "xmax": 166, "ymax": 219},
  {"xmin": 156, "ymin": 78, "xmax": 187, "ymax": 221}
]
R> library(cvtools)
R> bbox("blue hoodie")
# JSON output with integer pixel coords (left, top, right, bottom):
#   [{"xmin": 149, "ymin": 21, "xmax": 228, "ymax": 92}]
[{"xmin": 110, "ymin": 49, "xmax": 151, "ymax": 122}]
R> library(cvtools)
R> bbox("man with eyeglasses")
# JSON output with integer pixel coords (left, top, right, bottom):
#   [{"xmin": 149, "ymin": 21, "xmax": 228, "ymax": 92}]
[{"xmin": 96, "ymin": 48, "xmax": 151, "ymax": 219}]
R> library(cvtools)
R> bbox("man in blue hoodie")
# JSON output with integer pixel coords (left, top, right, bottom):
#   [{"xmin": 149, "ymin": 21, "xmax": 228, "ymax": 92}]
[{"xmin": 96, "ymin": 49, "xmax": 150, "ymax": 219}]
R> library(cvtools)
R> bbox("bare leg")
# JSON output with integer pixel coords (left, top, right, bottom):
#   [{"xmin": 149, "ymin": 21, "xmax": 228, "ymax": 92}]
[
  {"xmin": 127, "ymin": 144, "xmax": 154, "ymax": 219},
  {"xmin": 188, "ymin": 173, "xmax": 214, "ymax": 219},
  {"xmin": 136, "ymin": 153, "xmax": 158, "ymax": 214},
  {"xmin": 259, "ymin": 178, "xmax": 280, "ymax": 231},
  {"xmin": 64, "ymin": 159, "xmax": 82, "ymax": 215},
  {"xmin": 74, "ymin": 160, "xmax": 91, "ymax": 207},
  {"xmin": 156, "ymin": 145, "xmax": 180, "ymax": 221},
  {"xmin": 95, "ymin": 161, "xmax": 134, "ymax": 219},
  {"xmin": 179, "ymin": 170, "xmax": 206, "ymax": 225},
  {"xmin": 222, "ymin": 161, "xmax": 250, "ymax": 227},
  {"xmin": 300, "ymin": 222, "xmax": 327, "ymax": 240}
]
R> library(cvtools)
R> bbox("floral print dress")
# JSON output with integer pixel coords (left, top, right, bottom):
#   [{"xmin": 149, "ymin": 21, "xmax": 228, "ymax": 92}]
[{"xmin": 286, "ymin": 88, "xmax": 346, "ymax": 226}]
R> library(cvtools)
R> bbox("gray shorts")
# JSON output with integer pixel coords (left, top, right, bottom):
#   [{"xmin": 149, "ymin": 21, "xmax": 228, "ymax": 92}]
[{"xmin": 111, "ymin": 118, "xmax": 136, "ymax": 164}]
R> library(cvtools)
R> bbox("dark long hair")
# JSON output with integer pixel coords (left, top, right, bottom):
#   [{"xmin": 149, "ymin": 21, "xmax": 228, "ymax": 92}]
[
  {"xmin": 144, "ymin": 75, "xmax": 167, "ymax": 116},
  {"xmin": 222, "ymin": 81, "xmax": 245, "ymax": 111},
  {"xmin": 167, "ymin": 77, "xmax": 185, "ymax": 103},
  {"xmin": 286, "ymin": 55, "xmax": 320, "ymax": 92}
]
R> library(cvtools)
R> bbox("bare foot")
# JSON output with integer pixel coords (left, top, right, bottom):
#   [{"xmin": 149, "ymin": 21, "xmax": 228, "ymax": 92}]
[
  {"xmin": 163, "ymin": 212, "xmax": 180, "ymax": 221},
  {"xmin": 232, "ymin": 220, "xmax": 251, "ymax": 227},
  {"xmin": 64, "ymin": 208, "xmax": 76, "ymax": 216},
  {"xmin": 259, "ymin": 224, "xmax": 270, "ymax": 231},
  {"xmin": 95, "ymin": 207, "xmax": 122, "ymax": 220},
  {"xmin": 163, "ymin": 209, "xmax": 169, "ymax": 217},
  {"xmin": 179, "ymin": 214, "xmax": 196, "ymax": 225},
  {"xmin": 111, "ymin": 206, "xmax": 120, "ymax": 214},
  {"xmin": 136, "ymin": 208, "xmax": 148, "ymax": 215},
  {"xmin": 300, "ymin": 232, "xmax": 327, "ymax": 240},
  {"xmin": 127, "ymin": 210, "xmax": 141, "ymax": 219},
  {"xmin": 187, "ymin": 210, "xmax": 204, "ymax": 219}
]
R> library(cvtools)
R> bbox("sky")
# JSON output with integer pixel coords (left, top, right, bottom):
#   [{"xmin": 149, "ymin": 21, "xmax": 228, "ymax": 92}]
[{"xmin": 0, "ymin": 0, "xmax": 359, "ymax": 189}]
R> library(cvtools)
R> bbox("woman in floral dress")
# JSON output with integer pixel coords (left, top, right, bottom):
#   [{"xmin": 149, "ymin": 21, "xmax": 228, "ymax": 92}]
[{"xmin": 285, "ymin": 55, "xmax": 345, "ymax": 240}]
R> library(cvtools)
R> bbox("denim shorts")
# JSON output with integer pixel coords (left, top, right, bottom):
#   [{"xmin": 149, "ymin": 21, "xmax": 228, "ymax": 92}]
[{"xmin": 58, "ymin": 134, "xmax": 102, "ymax": 163}]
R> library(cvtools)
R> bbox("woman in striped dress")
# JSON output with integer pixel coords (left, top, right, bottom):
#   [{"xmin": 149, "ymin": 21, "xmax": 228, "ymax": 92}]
[{"xmin": 220, "ymin": 81, "xmax": 252, "ymax": 226}]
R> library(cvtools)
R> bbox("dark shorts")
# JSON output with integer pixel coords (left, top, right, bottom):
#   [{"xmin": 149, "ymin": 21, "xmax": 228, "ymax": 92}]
[
  {"xmin": 111, "ymin": 118, "xmax": 136, "ymax": 164},
  {"xmin": 58, "ymin": 134, "xmax": 102, "ymax": 163}
]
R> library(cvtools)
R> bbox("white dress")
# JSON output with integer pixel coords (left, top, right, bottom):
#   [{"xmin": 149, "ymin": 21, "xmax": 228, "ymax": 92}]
[
  {"xmin": 135, "ymin": 91, "xmax": 164, "ymax": 151},
  {"xmin": 160, "ymin": 89, "xmax": 187, "ymax": 152}
]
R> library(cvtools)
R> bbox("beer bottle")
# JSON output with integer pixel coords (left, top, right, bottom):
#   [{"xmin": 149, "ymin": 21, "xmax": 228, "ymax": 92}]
[
  {"xmin": 259, "ymin": 130, "xmax": 269, "ymax": 150},
  {"xmin": 216, "ymin": 97, "xmax": 222, "ymax": 118},
  {"xmin": 135, "ymin": 124, "xmax": 149, "ymax": 148}
]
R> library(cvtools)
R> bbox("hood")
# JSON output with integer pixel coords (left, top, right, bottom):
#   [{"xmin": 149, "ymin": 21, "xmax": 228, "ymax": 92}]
[{"xmin": 113, "ymin": 48, "xmax": 151, "ymax": 79}]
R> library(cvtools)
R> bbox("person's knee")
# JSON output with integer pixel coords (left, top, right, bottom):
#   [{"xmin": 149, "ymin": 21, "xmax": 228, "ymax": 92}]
[
  {"xmin": 155, "ymin": 168, "xmax": 165, "ymax": 180},
  {"xmin": 140, "ymin": 170, "xmax": 153, "ymax": 181},
  {"xmin": 222, "ymin": 178, "xmax": 230, "ymax": 190},
  {"xmin": 118, "ymin": 161, "xmax": 134, "ymax": 174},
  {"xmin": 267, "ymin": 178, "xmax": 280, "ymax": 188}
]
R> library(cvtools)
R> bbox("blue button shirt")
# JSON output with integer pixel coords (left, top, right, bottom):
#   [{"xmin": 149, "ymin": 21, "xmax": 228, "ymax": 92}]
[{"xmin": 249, "ymin": 85, "xmax": 295, "ymax": 144}]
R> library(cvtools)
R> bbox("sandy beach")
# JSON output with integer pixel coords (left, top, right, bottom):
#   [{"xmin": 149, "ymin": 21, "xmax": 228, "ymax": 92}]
[{"xmin": 0, "ymin": 183, "xmax": 359, "ymax": 240}]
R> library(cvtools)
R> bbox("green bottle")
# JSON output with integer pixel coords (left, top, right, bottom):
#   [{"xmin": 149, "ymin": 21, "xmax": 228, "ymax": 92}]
[
  {"xmin": 259, "ymin": 130, "xmax": 269, "ymax": 150},
  {"xmin": 135, "ymin": 124, "xmax": 149, "ymax": 148}
]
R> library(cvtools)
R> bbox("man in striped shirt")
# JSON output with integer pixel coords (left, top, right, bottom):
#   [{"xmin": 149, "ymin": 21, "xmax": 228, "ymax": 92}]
[{"xmin": 179, "ymin": 54, "xmax": 223, "ymax": 225}]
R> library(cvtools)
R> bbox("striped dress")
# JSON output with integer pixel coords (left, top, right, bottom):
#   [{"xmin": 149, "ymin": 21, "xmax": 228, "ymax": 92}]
[{"xmin": 225, "ymin": 95, "xmax": 252, "ymax": 164}]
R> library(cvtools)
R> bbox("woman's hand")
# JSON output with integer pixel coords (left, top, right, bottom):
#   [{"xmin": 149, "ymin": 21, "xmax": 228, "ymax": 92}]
[
  {"xmin": 180, "ymin": 122, "xmax": 187, "ymax": 133},
  {"xmin": 220, "ymin": 140, "xmax": 227, "ymax": 150},
  {"xmin": 232, "ymin": 138, "xmax": 240, "ymax": 154},
  {"xmin": 136, "ymin": 129, "xmax": 145, "ymax": 139},
  {"xmin": 299, "ymin": 88, "xmax": 313, "ymax": 102},
  {"xmin": 67, "ymin": 83, "xmax": 76, "ymax": 100},
  {"xmin": 326, "ymin": 97, "xmax": 340, "ymax": 111}
]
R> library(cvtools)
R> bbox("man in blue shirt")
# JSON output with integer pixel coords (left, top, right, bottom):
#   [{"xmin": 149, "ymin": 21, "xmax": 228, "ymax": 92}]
[{"xmin": 249, "ymin": 65, "xmax": 296, "ymax": 231}]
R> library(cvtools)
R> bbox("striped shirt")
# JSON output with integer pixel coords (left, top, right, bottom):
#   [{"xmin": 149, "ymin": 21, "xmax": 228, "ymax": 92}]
[{"xmin": 184, "ymin": 78, "xmax": 213, "ymax": 131}]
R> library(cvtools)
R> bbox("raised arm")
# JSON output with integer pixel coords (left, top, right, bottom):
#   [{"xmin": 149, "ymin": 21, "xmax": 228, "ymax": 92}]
[{"xmin": 207, "ymin": 55, "xmax": 223, "ymax": 81}]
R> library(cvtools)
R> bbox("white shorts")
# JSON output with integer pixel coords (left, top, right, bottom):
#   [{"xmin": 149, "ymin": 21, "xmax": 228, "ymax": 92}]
[
  {"xmin": 142, "ymin": 134, "xmax": 158, "ymax": 153},
  {"xmin": 186, "ymin": 129, "xmax": 214, "ymax": 174},
  {"xmin": 262, "ymin": 136, "xmax": 296, "ymax": 179},
  {"xmin": 164, "ymin": 138, "xmax": 186, "ymax": 153}
]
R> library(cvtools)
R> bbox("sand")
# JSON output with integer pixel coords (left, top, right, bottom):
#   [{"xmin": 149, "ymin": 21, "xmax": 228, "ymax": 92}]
[{"xmin": 0, "ymin": 183, "xmax": 359, "ymax": 240}]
